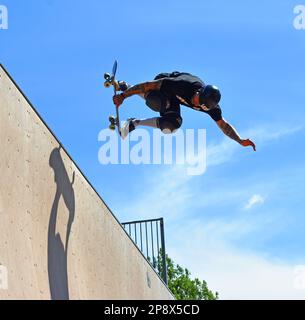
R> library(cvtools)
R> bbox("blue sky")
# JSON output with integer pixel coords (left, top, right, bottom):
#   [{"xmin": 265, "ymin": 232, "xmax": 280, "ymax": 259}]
[{"xmin": 1, "ymin": 0, "xmax": 305, "ymax": 299}]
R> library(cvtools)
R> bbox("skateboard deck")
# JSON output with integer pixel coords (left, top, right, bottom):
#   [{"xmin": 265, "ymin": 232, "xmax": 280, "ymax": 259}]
[{"xmin": 104, "ymin": 60, "xmax": 121, "ymax": 136}]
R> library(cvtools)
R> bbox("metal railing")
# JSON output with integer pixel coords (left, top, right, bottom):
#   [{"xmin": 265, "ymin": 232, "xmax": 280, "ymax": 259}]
[{"xmin": 122, "ymin": 218, "xmax": 168, "ymax": 285}]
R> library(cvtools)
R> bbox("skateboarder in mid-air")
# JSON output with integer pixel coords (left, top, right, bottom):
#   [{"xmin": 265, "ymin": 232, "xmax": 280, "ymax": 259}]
[{"xmin": 113, "ymin": 71, "xmax": 256, "ymax": 151}]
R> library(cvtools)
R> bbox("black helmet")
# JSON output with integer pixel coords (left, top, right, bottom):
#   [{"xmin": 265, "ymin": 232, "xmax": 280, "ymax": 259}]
[{"xmin": 199, "ymin": 85, "xmax": 221, "ymax": 109}]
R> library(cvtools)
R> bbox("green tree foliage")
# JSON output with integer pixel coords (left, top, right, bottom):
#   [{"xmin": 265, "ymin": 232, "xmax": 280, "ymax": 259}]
[{"xmin": 157, "ymin": 251, "xmax": 218, "ymax": 300}]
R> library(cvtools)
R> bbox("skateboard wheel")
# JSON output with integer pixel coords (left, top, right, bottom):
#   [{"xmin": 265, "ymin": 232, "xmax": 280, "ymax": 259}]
[
  {"xmin": 104, "ymin": 81, "xmax": 112, "ymax": 88},
  {"xmin": 109, "ymin": 124, "xmax": 116, "ymax": 130},
  {"xmin": 104, "ymin": 73, "xmax": 111, "ymax": 80}
]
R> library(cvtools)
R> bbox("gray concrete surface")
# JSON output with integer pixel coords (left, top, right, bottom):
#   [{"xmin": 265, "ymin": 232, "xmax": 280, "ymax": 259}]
[{"xmin": 0, "ymin": 64, "xmax": 174, "ymax": 300}]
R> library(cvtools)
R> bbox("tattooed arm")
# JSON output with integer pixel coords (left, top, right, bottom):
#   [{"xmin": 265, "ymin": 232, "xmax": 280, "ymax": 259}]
[
  {"xmin": 216, "ymin": 119, "xmax": 256, "ymax": 151},
  {"xmin": 113, "ymin": 80, "xmax": 163, "ymax": 106},
  {"xmin": 123, "ymin": 80, "xmax": 162, "ymax": 97},
  {"xmin": 217, "ymin": 118, "xmax": 242, "ymax": 143}
]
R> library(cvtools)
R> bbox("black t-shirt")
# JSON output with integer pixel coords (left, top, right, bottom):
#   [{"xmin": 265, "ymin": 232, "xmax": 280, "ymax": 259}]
[{"xmin": 159, "ymin": 72, "xmax": 223, "ymax": 122}]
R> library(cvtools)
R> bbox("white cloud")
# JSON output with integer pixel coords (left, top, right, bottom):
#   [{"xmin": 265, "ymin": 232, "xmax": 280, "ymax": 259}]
[
  {"xmin": 115, "ymin": 164, "xmax": 305, "ymax": 299},
  {"xmin": 244, "ymin": 194, "xmax": 265, "ymax": 210},
  {"xmin": 167, "ymin": 219, "xmax": 305, "ymax": 300},
  {"xmin": 144, "ymin": 123, "xmax": 304, "ymax": 177},
  {"xmin": 185, "ymin": 122, "xmax": 305, "ymax": 169},
  {"xmin": 117, "ymin": 165, "xmax": 194, "ymax": 222},
  {"xmin": 114, "ymin": 122, "xmax": 305, "ymax": 299},
  {"xmin": 244, "ymin": 124, "xmax": 304, "ymax": 146},
  {"xmin": 207, "ymin": 138, "xmax": 237, "ymax": 167}
]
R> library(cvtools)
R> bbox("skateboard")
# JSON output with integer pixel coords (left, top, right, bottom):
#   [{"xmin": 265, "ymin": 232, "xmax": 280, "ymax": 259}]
[{"xmin": 104, "ymin": 60, "xmax": 121, "ymax": 135}]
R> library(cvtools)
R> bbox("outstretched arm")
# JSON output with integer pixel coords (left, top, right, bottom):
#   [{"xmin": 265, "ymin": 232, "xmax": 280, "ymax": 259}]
[
  {"xmin": 113, "ymin": 80, "xmax": 163, "ymax": 107},
  {"xmin": 216, "ymin": 118, "xmax": 256, "ymax": 151}
]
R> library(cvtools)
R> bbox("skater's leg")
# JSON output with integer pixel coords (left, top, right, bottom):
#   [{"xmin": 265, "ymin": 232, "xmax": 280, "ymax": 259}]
[
  {"xmin": 127, "ymin": 101, "xmax": 182, "ymax": 134},
  {"xmin": 157, "ymin": 112, "xmax": 183, "ymax": 134},
  {"xmin": 133, "ymin": 117, "xmax": 159, "ymax": 128},
  {"xmin": 132, "ymin": 113, "xmax": 183, "ymax": 132}
]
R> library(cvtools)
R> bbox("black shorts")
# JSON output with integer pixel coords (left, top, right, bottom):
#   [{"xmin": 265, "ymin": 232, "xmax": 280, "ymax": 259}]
[
  {"xmin": 145, "ymin": 90, "xmax": 182, "ymax": 131},
  {"xmin": 145, "ymin": 90, "xmax": 181, "ymax": 115}
]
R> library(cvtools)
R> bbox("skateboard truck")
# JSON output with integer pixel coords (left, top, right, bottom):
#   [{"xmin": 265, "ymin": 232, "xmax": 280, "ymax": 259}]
[
  {"xmin": 104, "ymin": 73, "xmax": 120, "ymax": 91},
  {"xmin": 108, "ymin": 115, "xmax": 118, "ymax": 131}
]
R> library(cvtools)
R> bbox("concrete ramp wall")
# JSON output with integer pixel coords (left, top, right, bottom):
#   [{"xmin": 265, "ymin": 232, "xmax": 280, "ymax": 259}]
[{"xmin": 0, "ymin": 65, "xmax": 173, "ymax": 300}]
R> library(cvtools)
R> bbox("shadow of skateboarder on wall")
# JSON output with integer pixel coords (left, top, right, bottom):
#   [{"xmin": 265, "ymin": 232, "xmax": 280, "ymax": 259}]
[{"xmin": 48, "ymin": 147, "xmax": 75, "ymax": 300}]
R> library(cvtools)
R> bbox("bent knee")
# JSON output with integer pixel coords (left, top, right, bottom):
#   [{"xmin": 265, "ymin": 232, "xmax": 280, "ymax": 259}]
[{"xmin": 158, "ymin": 115, "xmax": 183, "ymax": 133}]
